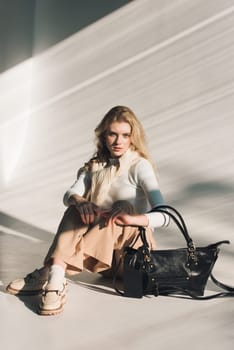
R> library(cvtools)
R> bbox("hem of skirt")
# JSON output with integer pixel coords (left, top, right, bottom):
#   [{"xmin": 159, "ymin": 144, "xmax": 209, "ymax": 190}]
[
  {"xmin": 46, "ymin": 249, "xmax": 113, "ymax": 275},
  {"xmin": 63, "ymin": 254, "xmax": 112, "ymax": 275}
]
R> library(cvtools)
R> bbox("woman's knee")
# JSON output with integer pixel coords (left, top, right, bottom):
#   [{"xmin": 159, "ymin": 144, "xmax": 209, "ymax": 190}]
[
  {"xmin": 57, "ymin": 205, "xmax": 83, "ymax": 232},
  {"xmin": 63, "ymin": 205, "xmax": 79, "ymax": 220}
]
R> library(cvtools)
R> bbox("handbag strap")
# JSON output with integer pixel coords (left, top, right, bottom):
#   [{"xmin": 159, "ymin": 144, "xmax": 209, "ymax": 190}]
[
  {"xmin": 161, "ymin": 272, "xmax": 234, "ymax": 300},
  {"xmin": 210, "ymin": 273, "xmax": 234, "ymax": 293},
  {"xmin": 129, "ymin": 205, "xmax": 194, "ymax": 251},
  {"xmin": 147, "ymin": 205, "xmax": 199, "ymax": 262},
  {"xmin": 150, "ymin": 205, "xmax": 191, "ymax": 244}
]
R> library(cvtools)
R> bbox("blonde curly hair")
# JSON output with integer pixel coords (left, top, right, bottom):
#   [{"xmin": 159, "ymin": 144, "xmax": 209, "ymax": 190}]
[{"xmin": 94, "ymin": 106, "xmax": 154, "ymax": 165}]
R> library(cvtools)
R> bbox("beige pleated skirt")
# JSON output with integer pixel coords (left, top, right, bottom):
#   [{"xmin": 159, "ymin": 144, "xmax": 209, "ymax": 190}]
[{"xmin": 44, "ymin": 204, "xmax": 156, "ymax": 277}]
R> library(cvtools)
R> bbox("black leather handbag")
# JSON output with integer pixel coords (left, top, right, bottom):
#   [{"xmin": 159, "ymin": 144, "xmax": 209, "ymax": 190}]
[{"xmin": 114, "ymin": 205, "xmax": 234, "ymax": 299}]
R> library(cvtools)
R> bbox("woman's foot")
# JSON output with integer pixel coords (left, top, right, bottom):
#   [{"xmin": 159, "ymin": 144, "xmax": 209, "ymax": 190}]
[
  {"xmin": 6, "ymin": 268, "xmax": 49, "ymax": 295},
  {"xmin": 38, "ymin": 264, "xmax": 67, "ymax": 315},
  {"xmin": 38, "ymin": 280, "xmax": 67, "ymax": 316}
]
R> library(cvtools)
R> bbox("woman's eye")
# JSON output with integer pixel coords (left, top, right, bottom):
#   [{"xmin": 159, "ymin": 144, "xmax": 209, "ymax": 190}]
[{"xmin": 106, "ymin": 132, "xmax": 130, "ymax": 138}]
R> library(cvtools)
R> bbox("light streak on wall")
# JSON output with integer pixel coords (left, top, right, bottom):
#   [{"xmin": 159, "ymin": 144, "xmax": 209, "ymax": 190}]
[
  {"xmin": 0, "ymin": 114, "xmax": 30, "ymax": 184},
  {"xmin": 0, "ymin": 60, "xmax": 32, "ymax": 184}
]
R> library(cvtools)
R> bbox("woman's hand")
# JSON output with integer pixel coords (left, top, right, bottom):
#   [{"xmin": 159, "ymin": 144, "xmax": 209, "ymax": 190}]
[
  {"xmin": 75, "ymin": 201, "xmax": 93, "ymax": 224},
  {"xmin": 101, "ymin": 206, "xmax": 149, "ymax": 227},
  {"xmin": 68, "ymin": 194, "xmax": 101, "ymax": 225},
  {"xmin": 75, "ymin": 200, "xmax": 101, "ymax": 225}
]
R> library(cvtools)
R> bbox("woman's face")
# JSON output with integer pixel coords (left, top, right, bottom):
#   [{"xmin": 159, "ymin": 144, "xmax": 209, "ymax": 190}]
[{"xmin": 105, "ymin": 121, "xmax": 132, "ymax": 158}]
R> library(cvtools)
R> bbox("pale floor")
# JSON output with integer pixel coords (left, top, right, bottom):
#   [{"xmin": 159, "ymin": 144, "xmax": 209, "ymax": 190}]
[{"xmin": 0, "ymin": 227, "xmax": 233, "ymax": 350}]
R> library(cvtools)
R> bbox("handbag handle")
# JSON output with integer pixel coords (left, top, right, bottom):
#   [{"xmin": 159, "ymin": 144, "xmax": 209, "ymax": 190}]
[
  {"xmin": 148, "ymin": 205, "xmax": 197, "ymax": 261},
  {"xmin": 150, "ymin": 204, "xmax": 193, "ymax": 243}
]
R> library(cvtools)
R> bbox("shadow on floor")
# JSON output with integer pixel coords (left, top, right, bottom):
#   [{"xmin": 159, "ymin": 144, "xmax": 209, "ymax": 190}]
[{"xmin": 68, "ymin": 271, "xmax": 121, "ymax": 297}]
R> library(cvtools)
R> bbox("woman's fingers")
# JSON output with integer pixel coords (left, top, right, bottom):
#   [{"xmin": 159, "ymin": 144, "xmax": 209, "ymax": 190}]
[
  {"xmin": 76, "ymin": 202, "xmax": 96, "ymax": 224},
  {"xmin": 82, "ymin": 206, "xmax": 94, "ymax": 224}
]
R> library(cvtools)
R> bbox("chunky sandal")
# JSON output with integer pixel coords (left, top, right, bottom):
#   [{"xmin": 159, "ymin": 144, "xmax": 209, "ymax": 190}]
[
  {"xmin": 38, "ymin": 281, "xmax": 68, "ymax": 316},
  {"xmin": 6, "ymin": 269, "xmax": 48, "ymax": 295}
]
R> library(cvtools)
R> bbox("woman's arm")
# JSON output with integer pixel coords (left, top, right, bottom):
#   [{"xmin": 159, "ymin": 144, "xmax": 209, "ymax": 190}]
[
  {"xmin": 113, "ymin": 213, "xmax": 149, "ymax": 226},
  {"xmin": 110, "ymin": 211, "xmax": 167, "ymax": 227},
  {"xmin": 136, "ymin": 160, "xmax": 170, "ymax": 227},
  {"xmin": 63, "ymin": 169, "xmax": 91, "ymax": 206},
  {"xmin": 63, "ymin": 170, "xmax": 102, "ymax": 225},
  {"xmin": 67, "ymin": 193, "xmax": 88, "ymax": 206}
]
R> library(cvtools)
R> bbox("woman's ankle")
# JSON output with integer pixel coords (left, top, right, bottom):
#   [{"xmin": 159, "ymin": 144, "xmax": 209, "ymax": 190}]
[
  {"xmin": 51, "ymin": 258, "xmax": 67, "ymax": 271},
  {"xmin": 47, "ymin": 264, "xmax": 66, "ymax": 290}
]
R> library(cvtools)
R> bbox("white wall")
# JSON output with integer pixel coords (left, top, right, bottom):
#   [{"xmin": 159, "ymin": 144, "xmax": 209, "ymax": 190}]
[{"xmin": 0, "ymin": 0, "xmax": 234, "ymax": 253}]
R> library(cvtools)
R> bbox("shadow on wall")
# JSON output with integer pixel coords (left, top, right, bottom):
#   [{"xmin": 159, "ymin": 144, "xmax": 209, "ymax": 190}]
[
  {"xmin": 170, "ymin": 180, "xmax": 234, "ymax": 217},
  {"xmin": 0, "ymin": 0, "xmax": 35, "ymax": 73},
  {"xmin": 184, "ymin": 181, "xmax": 233, "ymax": 196},
  {"xmin": 0, "ymin": 0, "xmax": 129, "ymax": 74},
  {"xmin": 155, "ymin": 179, "xmax": 234, "ymax": 253}
]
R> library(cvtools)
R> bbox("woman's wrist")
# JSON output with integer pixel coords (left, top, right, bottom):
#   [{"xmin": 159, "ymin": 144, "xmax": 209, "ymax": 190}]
[
  {"xmin": 69, "ymin": 195, "xmax": 88, "ymax": 207},
  {"xmin": 137, "ymin": 214, "xmax": 149, "ymax": 227}
]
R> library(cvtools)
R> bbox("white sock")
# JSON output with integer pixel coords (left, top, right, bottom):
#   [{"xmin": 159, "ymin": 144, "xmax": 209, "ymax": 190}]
[{"xmin": 47, "ymin": 264, "xmax": 65, "ymax": 290}]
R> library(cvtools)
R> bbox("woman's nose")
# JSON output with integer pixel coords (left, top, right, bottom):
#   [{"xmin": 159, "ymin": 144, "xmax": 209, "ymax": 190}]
[{"xmin": 115, "ymin": 135, "xmax": 121, "ymax": 144}]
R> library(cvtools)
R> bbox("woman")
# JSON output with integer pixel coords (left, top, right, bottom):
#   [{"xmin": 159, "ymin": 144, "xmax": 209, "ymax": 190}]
[{"xmin": 7, "ymin": 106, "xmax": 169, "ymax": 315}]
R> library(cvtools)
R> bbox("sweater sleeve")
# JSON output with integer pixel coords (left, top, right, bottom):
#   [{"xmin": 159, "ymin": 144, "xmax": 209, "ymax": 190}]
[
  {"xmin": 63, "ymin": 170, "xmax": 91, "ymax": 206},
  {"xmin": 135, "ymin": 159, "xmax": 169, "ymax": 228}
]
